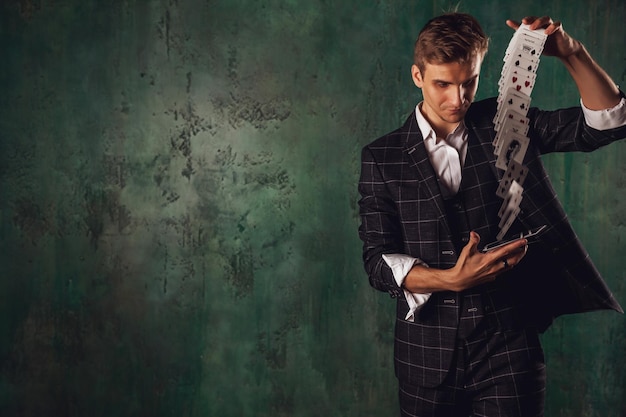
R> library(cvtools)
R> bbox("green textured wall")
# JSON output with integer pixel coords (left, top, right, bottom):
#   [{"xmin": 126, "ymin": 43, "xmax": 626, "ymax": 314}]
[{"xmin": 1, "ymin": 1, "xmax": 625, "ymax": 416}]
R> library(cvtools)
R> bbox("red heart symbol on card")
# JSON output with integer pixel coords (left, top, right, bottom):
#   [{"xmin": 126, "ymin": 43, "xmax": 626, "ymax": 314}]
[
  {"xmin": 516, "ymin": 85, "xmax": 522, "ymax": 91},
  {"xmin": 512, "ymin": 77, "xmax": 518, "ymax": 82},
  {"xmin": 525, "ymin": 81, "xmax": 530, "ymax": 87}
]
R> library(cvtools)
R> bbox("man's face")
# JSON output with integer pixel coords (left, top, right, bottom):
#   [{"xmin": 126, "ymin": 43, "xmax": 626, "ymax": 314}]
[{"xmin": 411, "ymin": 54, "xmax": 483, "ymax": 136}]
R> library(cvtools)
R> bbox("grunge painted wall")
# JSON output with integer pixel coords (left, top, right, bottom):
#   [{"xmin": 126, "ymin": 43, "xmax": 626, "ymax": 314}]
[{"xmin": 0, "ymin": 1, "xmax": 624, "ymax": 416}]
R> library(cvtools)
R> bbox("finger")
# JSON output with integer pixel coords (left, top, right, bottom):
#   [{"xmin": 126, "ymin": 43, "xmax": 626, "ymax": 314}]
[
  {"xmin": 500, "ymin": 257, "xmax": 511, "ymax": 270},
  {"xmin": 544, "ymin": 20, "xmax": 562, "ymax": 36},
  {"xmin": 462, "ymin": 231, "xmax": 481, "ymax": 255},
  {"xmin": 469, "ymin": 231, "xmax": 480, "ymax": 244},
  {"xmin": 526, "ymin": 16, "xmax": 553, "ymax": 31},
  {"xmin": 498, "ymin": 257, "xmax": 515, "ymax": 272},
  {"xmin": 498, "ymin": 242, "xmax": 529, "ymax": 270},
  {"xmin": 520, "ymin": 16, "xmax": 539, "ymax": 26},
  {"xmin": 487, "ymin": 238, "xmax": 528, "ymax": 261},
  {"xmin": 506, "ymin": 19, "xmax": 520, "ymax": 30},
  {"xmin": 509, "ymin": 239, "xmax": 528, "ymax": 255},
  {"xmin": 496, "ymin": 254, "xmax": 516, "ymax": 272}
]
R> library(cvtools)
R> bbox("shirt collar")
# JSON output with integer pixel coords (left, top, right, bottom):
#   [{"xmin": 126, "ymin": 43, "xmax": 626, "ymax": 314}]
[{"xmin": 414, "ymin": 102, "xmax": 467, "ymax": 149}]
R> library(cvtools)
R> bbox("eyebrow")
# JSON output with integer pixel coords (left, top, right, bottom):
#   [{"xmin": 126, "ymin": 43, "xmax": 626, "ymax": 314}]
[{"xmin": 432, "ymin": 75, "xmax": 478, "ymax": 85}]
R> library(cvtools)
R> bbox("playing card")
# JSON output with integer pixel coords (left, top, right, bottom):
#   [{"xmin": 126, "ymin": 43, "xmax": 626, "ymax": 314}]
[
  {"xmin": 504, "ymin": 24, "xmax": 547, "ymax": 59},
  {"xmin": 518, "ymin": 23, "xmax": 548, "ymax": 41},
  {"xmin": 491, "ymin": 22, "xmax": 547, "ymax": 241},
  {"xmin": 494, "ymin": 123, "xmax": 530, "ymax": 152},
  {"xmin": 495, "ymin": 87, "xmax": 532, "ymax": 123},
  {"xmin": 497, "ymin": 87, "xmax": 531, "ymax": 110},
  {"xmin": 494, "ymin": 108, "xmax": 530, "ymax": 152},
  {"xmin": 494, "ymin": 106, "xmax": 530, "ymax": 136},
  {"xmin": 501, "ymin": 54, "xmax": 539, "ymax": 75},
  {"xmin": 495, "ymin": 132, "xmax": 530, "ymax": 170},
  {"xmin": 496, "ymin": 205, "xmax": 520, "ymax": 241},
  {"xmin": 498, "ymin": 180, "xmax": 523, "ymax": 219},
  {"xmin": 515, "ymin": 42, "xmax": 543, "ymax": 63},
  {"xmin": 506, "ymin": 48, "xmax": 541, "ymax": 65},
  {"xmin": 496, "ymin": 159, "xmax": 528, "ymax": 198},
  {"xmin": 499, "ymin": 66, "xmax": 536, "ymax": 96},
  {"xmin": 497, "ymin": 180, "xmax": 524, "ymax": 239}
]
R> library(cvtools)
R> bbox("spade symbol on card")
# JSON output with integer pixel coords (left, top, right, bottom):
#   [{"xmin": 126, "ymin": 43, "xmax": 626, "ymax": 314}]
[
  {"xmin": 508, "ymin": 99, "xmax": 514, "ymax": 105},
  {"xmin": 496, "ymin": 160, "xmax": 528, "ymax": 198}
]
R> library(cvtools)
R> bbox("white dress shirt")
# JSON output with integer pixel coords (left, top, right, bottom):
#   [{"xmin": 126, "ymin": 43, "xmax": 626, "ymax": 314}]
[{"xmin": 386, "ymin": 97, "xmax": 626, "ymax": 322}]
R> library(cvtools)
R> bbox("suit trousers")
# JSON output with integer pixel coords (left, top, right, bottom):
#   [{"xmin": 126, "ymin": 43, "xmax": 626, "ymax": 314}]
[{"xmin": 399, "ymin": 291, "xmax": 546, "ymax": 417}]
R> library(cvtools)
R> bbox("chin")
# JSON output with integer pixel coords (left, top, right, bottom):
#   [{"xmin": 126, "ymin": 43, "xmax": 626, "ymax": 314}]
[{"xmin": 445, "ymin": 114, "xmax": 465, "ymax": 123}]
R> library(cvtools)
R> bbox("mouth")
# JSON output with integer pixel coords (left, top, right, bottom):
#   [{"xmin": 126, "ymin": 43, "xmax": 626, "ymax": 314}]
[{"xmin": 448, "ymin": 104, "xmax": 469, "ymax": 113}]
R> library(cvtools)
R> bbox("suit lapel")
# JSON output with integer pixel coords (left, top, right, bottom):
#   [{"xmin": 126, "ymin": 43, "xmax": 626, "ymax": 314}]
[
  {"xmin": 401, "ymin": 114, "xmax": 451, "ymax": 237},
  {"xmin": 459, "ymin": 129, "xmax": 502, "ymax": 241}
]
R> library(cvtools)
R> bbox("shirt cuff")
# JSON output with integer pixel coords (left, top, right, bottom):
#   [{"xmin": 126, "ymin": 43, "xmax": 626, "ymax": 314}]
[
  {"xmin": 382, "ymin": 254, "xmax": 432, "ymax": 322},
  {"xmin": 581, "ymin": 96, "xmax": 626, "ymax": 130}
]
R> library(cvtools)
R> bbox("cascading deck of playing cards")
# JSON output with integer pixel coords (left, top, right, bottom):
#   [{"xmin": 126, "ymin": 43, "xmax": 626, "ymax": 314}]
[{"xmin": 493, "ymin": 24, "xmax": 547, "ymax": 240}]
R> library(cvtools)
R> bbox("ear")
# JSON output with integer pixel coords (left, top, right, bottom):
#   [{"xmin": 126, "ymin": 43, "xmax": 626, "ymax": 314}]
[{"xmin": 411, "ymin": 64, "xmax": 424, "ymax": 88}]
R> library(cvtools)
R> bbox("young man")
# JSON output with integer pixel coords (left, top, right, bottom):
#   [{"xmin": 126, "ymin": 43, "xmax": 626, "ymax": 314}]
[{"xmin": 358, "ymin": 13, "xmax": 626, "ymax": 417}]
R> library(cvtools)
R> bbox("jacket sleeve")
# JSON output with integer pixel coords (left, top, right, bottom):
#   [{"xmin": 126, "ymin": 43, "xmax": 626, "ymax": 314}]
[
  {"xmin": 357, "ymin": 145, "xmax": 404, "ymax": 298},
  {"xmin": 528, "ymin": 104, "xmax": 626, "ymax": 154}
]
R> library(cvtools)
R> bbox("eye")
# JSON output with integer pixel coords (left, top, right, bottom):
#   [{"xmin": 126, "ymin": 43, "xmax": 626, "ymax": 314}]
[{"xmin": 463, "ymin": 78, "xmax": 477, "ymax": 88}]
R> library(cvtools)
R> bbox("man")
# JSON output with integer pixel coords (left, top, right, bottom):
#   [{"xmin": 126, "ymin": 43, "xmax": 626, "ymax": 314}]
[{"xmin": 358, "ymin": 13, "xmax": 626, "ymax": 417}]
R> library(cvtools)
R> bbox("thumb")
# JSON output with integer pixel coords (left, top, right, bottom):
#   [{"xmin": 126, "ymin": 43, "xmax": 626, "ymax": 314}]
[
  {"xmin": 506, "ymin": 19, "xmax": 520, "ymax": 31},
  {"xmin": 461, "ymin": 231, "xmax": 481, "ymax": 255},
  {"xmin": 469, "ymin": 231, "xmax": 480, "ymax": 245}
]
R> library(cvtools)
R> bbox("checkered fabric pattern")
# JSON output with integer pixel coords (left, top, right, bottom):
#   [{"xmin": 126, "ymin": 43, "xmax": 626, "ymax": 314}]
[
  {"xmin": 358, "ymin": 97, "xmax": 625, "ymax": 389},
  {"xmin": 399, "ymin": 320, "xmax": 546, "ymax": 417}
]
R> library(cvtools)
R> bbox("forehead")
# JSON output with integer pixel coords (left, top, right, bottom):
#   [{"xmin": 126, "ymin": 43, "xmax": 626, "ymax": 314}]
[{"xmin": 422, "ymin": 54, "xmax": 483, "ymax": 81}]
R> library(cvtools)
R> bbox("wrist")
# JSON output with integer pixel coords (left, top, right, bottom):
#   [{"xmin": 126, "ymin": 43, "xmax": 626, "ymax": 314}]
[
  {"xmin": 558, "ymin": 39, "xmax": 586, "ymax": 64},
  {"xmin": 404, "ymin": 264, "xmax": 457, "ymax": 293}
]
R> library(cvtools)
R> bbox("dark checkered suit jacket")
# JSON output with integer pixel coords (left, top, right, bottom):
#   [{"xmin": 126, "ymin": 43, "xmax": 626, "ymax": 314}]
[{"xmin": 358, "ymin": 96, "xmax": 625, "ymax": 388}]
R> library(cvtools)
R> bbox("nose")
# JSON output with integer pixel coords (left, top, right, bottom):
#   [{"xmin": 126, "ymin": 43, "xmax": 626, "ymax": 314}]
[{"xmin": 449, "ymin": 85, "xmax": 465, "ymax": 107}]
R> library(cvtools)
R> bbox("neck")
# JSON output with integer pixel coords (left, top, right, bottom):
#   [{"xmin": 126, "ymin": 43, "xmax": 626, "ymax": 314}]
[
  {"xmin": 418, "ymin": 103, "xmax": 460, "ymax": 138},
  {"xmin": 431, "ymin": 119, "xmax": 460, "ymax": 140}
]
